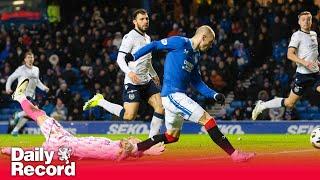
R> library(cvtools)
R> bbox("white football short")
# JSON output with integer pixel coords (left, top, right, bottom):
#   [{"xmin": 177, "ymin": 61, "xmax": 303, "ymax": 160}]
[{"xmin": 161, "ymin": 92, "xmax": 205, "ymax": 130}]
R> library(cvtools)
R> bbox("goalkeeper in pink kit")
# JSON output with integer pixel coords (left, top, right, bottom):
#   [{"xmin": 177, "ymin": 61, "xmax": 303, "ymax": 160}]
[{"xmin": 1, "ymin": 79, "xmax": 164, "ymax": 160}]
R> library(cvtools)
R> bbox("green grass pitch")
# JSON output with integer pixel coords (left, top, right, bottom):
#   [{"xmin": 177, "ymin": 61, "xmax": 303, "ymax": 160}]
[{"xmin": 0, "ymin": 134, "xmax": 317, "ymax": 159}]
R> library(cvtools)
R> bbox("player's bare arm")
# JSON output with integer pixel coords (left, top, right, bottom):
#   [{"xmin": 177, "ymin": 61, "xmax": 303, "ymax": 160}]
[
  {"xmin": 128, "ymin": 71, "xmax": 141, "ymax": 84},
  {"xmin": 287, "ymin": 47, "xmax": 317, "ymax": 71},
  {"xmin": 151, "ymin": 76, "xmax": 160, "ymax": 86},
  {"xmin": 117, "ymin": 52, "xmax": 142, "ymax": 84}
]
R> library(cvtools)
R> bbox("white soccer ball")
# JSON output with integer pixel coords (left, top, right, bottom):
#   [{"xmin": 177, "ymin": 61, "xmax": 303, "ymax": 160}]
[{"xmin": 310, "ymin": 128, "xmax": 320, "ymax": 148}]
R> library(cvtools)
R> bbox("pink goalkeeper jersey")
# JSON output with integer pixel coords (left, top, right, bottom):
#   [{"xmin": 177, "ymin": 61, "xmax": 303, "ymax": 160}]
[{"xmin": 40, "ymin": 118, "xmax": 123, "ymax": 160}]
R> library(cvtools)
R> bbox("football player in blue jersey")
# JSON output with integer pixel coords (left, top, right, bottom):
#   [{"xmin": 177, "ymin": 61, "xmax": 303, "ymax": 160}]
[{"xmin": 127, "ymin": 25, "xmax": 255, "ymax": 162}]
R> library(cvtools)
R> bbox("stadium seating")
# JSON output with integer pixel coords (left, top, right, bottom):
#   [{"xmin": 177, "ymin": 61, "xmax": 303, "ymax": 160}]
[{"xmin": 1, "ymin": 0, "xmax": 320, "ymax": 121}]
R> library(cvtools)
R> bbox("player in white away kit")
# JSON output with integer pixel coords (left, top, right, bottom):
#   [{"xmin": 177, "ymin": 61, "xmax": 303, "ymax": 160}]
[
  {"xmin": 252, "ymin": 11, "xmax": 320, "ymax": 120},
  {"xmin": 84, "ymin": 9, "xmax": 164, "ymax": 137},
  {"xmin": 1, "ymin": 78, "xmax": 164, "ymax": 160},
  {"xmin": 5, "ymin": 52, "xmax": 49, "ymax": 135}
]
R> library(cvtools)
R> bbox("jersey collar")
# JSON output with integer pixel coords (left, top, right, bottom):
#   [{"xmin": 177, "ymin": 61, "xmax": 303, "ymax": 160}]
[
  {"xmin": 24, "ymin": 64, "xmax": 33, "ymax": 69},
  {"xmin": 133, "ymin": 28, "xmax": 145, "ymax": 37},
  {"xmin": 299, "ymin": 29, "xmax": 310, "ymax": 34},
  {"xmin": 188, "ymin": 39, "xmax": 199, "ymax": 53}
]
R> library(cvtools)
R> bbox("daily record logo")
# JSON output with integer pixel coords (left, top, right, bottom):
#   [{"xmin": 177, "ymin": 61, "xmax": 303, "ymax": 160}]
[{"xmin": 11, "ymin": 147, "xmax": 75, "ymax": 176}]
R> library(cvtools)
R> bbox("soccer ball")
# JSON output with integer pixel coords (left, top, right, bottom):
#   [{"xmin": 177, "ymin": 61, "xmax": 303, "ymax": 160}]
[{"xmin": 310, "ymin": 128, "xmax": 320, "ymax": 148}]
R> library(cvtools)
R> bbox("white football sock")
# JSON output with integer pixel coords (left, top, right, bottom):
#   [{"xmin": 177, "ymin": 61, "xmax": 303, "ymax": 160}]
[
  {"xmin": 261, "ymin": 98, "xmax": 284, "ymax": 109},
  {"xmin": 16, "ymin": 111, "xmax": 26, "ymax": 118},
  {"xmin": 98, "ymin": 99, "xmax": 124, "ymax": 117},
  {"xmin": 12, "ymin": 117, "xmax": 28, "ymax": 133},
  {"xmin": 149, "ymin": 113, "xmax": 164, "ymax": 138}
]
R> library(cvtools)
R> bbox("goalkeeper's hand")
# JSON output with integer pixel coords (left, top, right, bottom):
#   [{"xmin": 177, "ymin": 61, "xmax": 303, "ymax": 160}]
[
  {"xmin": 143, "ymin": 142, "xmax": 165, "ymax": 156},
  {"xmin": 125, "ymin": 53, "xmax": 135, "ymax": 63},
  {"xmin": 214, "ymin": 93, "xmax": 225, "ymax": 106}
]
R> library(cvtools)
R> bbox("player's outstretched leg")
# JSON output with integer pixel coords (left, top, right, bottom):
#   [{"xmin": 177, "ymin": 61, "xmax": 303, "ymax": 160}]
[
  {"xmin": 83, "ymin": 93, "xmax": 126, "ymax": 118},
  {"xmin": 148, "ymin": 93, "xmax": 165, "ymax": 137},
  {"xmin": 11, "ymin": 111, "xmax": 26, "ymax": 125},
  {"xmin": 11, "ymin": 116, "xmax": 28, "ymax": 136},
  {"xmin": 132, "ymin": 130, "xmax": 179, "ymax": 153},
  {"xmin": 12, "ymin": 78, "xmax": 72, "ymax": 141},
  {"xmin": 252, "ymin": 92, "xmax": 300, "ymax": 120},
  {"xmin": 252, "ymin": 98, "xmax": 285, "ymax": 120},
  {"xmin": 149, "ymin": 112, "xmax": 164, "ymax": 137},
  {"xmin": 201, "ymin": 116, "xmax": 255, "ymax": 162},
  {"xmin": 12, "ymin": 78, "xmax": 46, "ymax": 123}
]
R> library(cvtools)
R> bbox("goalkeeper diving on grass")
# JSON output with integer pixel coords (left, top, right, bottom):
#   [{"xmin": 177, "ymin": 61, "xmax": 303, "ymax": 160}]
[{"xmin": 1, "ymin": 78, "xmax": 165, "ymax": 161}]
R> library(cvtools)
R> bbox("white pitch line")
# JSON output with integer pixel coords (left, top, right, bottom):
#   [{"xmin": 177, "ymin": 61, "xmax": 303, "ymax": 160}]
[
  {"xmin": 260, "ymin": 148, "xmax": 317, "ymax": 156},
  {"xmin": 117, "ymin": 148, "xmax": 318, "ymax": 166}
]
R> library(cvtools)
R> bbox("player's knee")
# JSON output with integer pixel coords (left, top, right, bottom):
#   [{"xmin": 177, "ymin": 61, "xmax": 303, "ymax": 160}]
[
  {"xmin": 286, "ymin": 103, "xmax": 295, "ymax": 109},
  {"xmin": 154, "ymin": 106, "xmax": 164, "ymax": 114},
  {"xmin": 123, "ymin": 112, "xmax": 136, "ymax": 121},
  {"xmin": 198, "ymin": 112, "xmax": 213, "ymax": 126},
  {"xmin": 284, "ymin": 99, "xmax": 295, "ymax": 109}
]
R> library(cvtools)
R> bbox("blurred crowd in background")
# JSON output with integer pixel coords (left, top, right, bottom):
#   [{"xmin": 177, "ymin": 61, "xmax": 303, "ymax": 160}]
[{"xmin": 1, "ymin": 0, "xmax": 320, "ymax": 121}]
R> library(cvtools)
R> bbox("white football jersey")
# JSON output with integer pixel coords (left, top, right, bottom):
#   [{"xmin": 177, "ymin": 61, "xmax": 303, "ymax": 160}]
[
  {"xmin": 288, "ymin": 30, "xmax": 319, "ymax": 74},
  {"xmin": 118, "ymin": 29, "xmax": 155, "ymax": 85},
  {"xmin": 6, "ymin": 65, "xmax": 47, "ymax": 99}
]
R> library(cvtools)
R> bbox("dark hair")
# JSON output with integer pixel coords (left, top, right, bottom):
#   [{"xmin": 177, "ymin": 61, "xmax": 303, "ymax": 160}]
[
  {"xmin": 298, "ymin": 11, "xmax": 311, "ymax": 18},
  {"xmin": 132, "ymin": 8, "xmax": 147, "ymax": 20}
]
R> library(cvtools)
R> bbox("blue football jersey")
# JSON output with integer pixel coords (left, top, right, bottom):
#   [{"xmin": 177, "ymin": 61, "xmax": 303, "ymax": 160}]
[{"xmin": 133, "ymin": 36, "xmax": 217, "ymax": 98}]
